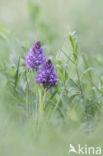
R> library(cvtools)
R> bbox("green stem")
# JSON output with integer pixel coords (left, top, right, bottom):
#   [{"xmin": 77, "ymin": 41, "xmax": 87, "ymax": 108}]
[
  {"xmin": 36, "ymin": 85, "xmax": 38, "ymax": 113},
  {"xmin": 39, "ymin": 88, "xmax": 47, "ymax": 118},
  {"xmin": 39, "ymin": 88, "xmax": 43, "ymax": 116},
  {"xmin": 76, "ymin": 66, "xmax": 85, "ymax": 100},
  {"xmin": 25, "ymin": 70, "xmax": 29, "ymax": 114},
  {"xmin": 52, "ymin": 90, "xmax": 64, "ymax": 117}
]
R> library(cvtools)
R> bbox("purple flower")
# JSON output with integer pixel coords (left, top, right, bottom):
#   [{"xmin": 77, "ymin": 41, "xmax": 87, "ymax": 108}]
[
  {"xmin": 36, "ymin": 59, "xmax": 58, "ymax": 88},
  {"xmin": 26, "ymin": 41, "xmax": 46, "ymax": 70}
]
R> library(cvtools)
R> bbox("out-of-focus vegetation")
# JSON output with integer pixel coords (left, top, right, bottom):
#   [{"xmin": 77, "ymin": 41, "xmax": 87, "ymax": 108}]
[{"xmin": 0, "ymin": 0, "xmax": 103, "ymax": 156}]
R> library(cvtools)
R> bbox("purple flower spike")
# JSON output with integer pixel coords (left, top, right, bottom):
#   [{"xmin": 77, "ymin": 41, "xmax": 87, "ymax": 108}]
[
  {"xmin": 26, "ymin": 41, "xmax": 46, "ymax": 70},
  {"xmin": 35, "ymin": 40, "xmax": 41, "ymax": 49},
  {"xmin": 36, "ymin": 59, "xmax": 58, "ymax": 89}
]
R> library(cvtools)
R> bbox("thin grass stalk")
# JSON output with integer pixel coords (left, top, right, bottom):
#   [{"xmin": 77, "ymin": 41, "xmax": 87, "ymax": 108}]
[
  {"xmin": 25, "ymin": 70, "xmax": 30, "ymax": 114},
  {"xmin": 51, "ymin": 90, "xmax": 64, "ymax": 117},
  {"xmin": 76, "ymin": 66, "xmax": 85, "ymax": 100}
]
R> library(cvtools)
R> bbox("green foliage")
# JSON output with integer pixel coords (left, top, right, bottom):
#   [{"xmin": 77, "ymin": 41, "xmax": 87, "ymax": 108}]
[{"xmin": 69, "ymin": 32, "xmax": 79, "ymax": 64}]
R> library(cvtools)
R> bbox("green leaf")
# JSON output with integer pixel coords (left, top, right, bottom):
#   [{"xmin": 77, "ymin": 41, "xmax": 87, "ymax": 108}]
[
  {"xmin": 69, "ymin": 33, "xmax": 79, "ymax": 64},
  {"xmin": 15, "ymin": 56, "xmax": 20, "ymax": 87},
  {"xmin": 69, "ymin": 78, "xmax": 79, "ymax": 88}
]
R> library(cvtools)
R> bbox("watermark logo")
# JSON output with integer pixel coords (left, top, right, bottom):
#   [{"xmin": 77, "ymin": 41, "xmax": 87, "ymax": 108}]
[{"xmin": 68, "ymin": 144, "xmax": 102, "ymax": 155}]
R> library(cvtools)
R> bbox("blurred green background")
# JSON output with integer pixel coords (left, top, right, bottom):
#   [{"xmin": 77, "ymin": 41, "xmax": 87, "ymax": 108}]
[
  {"xmin": 0, "ymin": 0, "xmax": 103, "ymax": 156},
  {"xmin": 1, "ymin": 0, "xmax": 103, "ymax": 69}
]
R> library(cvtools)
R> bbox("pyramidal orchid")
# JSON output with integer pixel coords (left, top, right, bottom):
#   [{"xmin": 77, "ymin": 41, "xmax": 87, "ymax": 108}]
[
  {"xmin": 26, "ymin": 41, "xmax": 46, "ymax": 71},
  {"xmin": 36, "ymin": 59, "xmax": 58, "ymax": 89}
]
